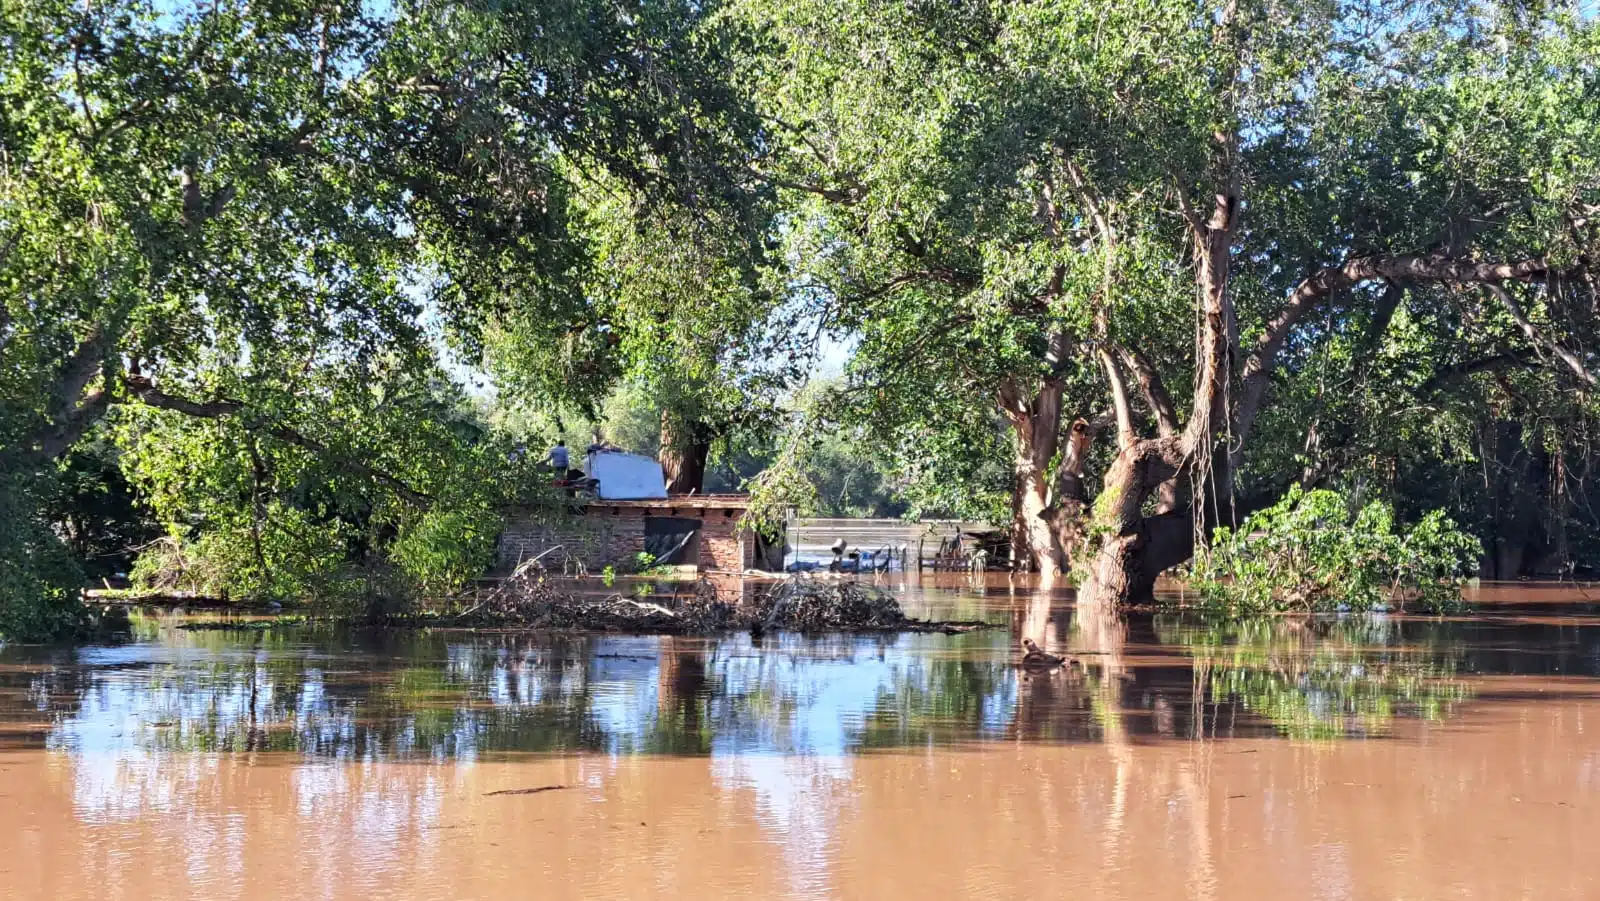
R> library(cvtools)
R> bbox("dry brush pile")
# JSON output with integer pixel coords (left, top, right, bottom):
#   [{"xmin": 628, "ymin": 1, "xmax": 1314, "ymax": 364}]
[{"xmin": 459, "ymin": 563, "xmax": 991, "ymax": 635}]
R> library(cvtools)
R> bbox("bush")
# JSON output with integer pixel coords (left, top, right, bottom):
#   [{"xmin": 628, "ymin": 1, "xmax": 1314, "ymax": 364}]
[
  {"xmin": 1187, "ymin": 487, "xmax": 1481, "ymax": 614},
  {"xmin": 0, "ymin": 476, "xmax": 88, "ymax": 641},
  {"xmin": 389, "ymin": 506, "xmax": 500, "ymax": 597},
  {"xmin": 129, "ymin": 503, "xmax": 351, "ymax": 602}
]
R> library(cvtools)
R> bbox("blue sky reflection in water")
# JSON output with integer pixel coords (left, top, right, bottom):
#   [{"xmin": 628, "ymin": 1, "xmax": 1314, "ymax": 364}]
[
  {"xmin": 4, "ymin": 581, "xmax": 1600, "ymax": 901},
  {"xmin": 5, "ymin": 580, "xmax": 1600, "ymax": 762}
]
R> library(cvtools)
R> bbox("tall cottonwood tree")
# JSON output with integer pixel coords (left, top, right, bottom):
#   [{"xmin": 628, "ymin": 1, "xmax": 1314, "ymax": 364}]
[{"xmin": 734, "ymin": 0, "xmax": 1600, "ymax": 595}]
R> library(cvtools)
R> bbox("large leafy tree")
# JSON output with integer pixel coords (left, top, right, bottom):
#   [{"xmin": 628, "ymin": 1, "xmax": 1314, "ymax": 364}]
[
  {"xmin": 1, "ymin": 0, "xmax": 767, "ymax": 632},
  {"xmin": 479, "ymin": 171, "xmax": 787, "ymax": 493},
  {"xmin": 735, "ymin": 0, "xmax": 1600, "ymax": 595}
]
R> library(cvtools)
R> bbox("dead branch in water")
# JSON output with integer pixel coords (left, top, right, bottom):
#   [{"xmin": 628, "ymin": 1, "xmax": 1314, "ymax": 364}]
[
  {"xmin": 458, "ymin": 566, "xmax": 995, "ymax": 635},
  {"xmin": 484, "ymin": 785, "xmax": 569, "ymax": 797}
]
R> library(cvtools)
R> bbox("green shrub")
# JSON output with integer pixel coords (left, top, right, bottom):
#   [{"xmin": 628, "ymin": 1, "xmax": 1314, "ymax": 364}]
[
  {"xmin": 129, "ymin": 505, "xmax": 350, "ymax": 603},
  {"xmin": 1186, "ymin": 487, "xmax": 1480, "ymax": 614},
  {"xmin": 0, "ymin": 476, "xmax": 88, "ymax": 641},
  {"xmin": 390, "ymin": 506, "xmax": 500, "ymax": 597}
]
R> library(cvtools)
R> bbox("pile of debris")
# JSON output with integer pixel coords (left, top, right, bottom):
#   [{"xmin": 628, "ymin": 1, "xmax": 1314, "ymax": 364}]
[
  {"xmin": 746, "ymin": 575, "xmax": 981, "ymax": 633},
  {"xmin": 459, "ymin": 557, "xmax": 735, "ymax": 633},
  {"xmin": 459, "ymin": 562, "xmax": 991, "ymax": 635}
]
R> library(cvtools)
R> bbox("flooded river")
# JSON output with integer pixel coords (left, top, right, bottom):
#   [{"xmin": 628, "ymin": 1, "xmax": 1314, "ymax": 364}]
[{"xmin": 3, "ymin": 576, "xmax": 1598, "ymax": 900}]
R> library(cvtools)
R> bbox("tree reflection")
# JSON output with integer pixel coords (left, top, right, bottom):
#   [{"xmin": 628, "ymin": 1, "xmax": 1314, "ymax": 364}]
[
  {"xmin": 0, "ymin": 602, "xmax": 1510, "ymax": 759},
  {"xmin": 855, "ymin": 656, "xmax": 1014, "ymax": 748},
  {"xmin": 647, "ymin": 637, "xmax": 713, "ymax": 754},
  {"xmin": 1156, "ymin": 616, "xmax": 1473, "ymax": 739}
]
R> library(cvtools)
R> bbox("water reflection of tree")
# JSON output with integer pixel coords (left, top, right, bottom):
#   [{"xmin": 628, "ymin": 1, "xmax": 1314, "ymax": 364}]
[
  {"xmin": 1156, "ymin": 616, "xmax": 1473, "ymax": 739},
  {"xmin": 856, "ymin": 656, "xmax": 1014, "ymax": 749},
  {"xmin": 13, "ymin": 629, "xmax": 1020, "ymax": 758},
  {"xmin": 647, "ymin": 637, "xmax": 713, "ymax": 754},
  {"xmin": 3, "ymin": 607, "xmax": 1490, "ymax": 759},
  {"xmin": 12, "ymin": 629, "xmax": 626, "ymax": 757}
]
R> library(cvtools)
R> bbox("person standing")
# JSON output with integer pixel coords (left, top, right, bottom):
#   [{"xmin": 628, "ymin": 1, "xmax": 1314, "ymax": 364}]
[{"xmin": 548, "ymin": 440, "xmax": 570, "ymax": 476}]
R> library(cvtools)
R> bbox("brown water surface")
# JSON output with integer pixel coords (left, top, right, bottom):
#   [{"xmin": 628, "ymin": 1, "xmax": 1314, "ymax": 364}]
[{"xmin": 2, "ymin": 577, "xmax": 1598, "ymax": 900}]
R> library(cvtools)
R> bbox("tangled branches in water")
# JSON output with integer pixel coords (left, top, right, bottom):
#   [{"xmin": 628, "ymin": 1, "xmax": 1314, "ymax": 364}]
[
  {"xmin": 461, "ymin": 563, "xmax": 991, "ymax": 635},
  {"xmin": 461, "ymin": 557, "xmax": 735, "ymax": 632},
  {"xmin": 748, "ymin": 576, "xmax": 943, "ymax": 633}
]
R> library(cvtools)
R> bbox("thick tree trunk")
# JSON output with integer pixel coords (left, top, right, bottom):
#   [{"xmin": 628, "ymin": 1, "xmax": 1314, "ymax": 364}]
[
  {"xmin": 1010, "ymin": 458, "xmax": 1062, "ymax": 576},
  {"xmin": 1000, "ymin": 374, "xmax": 1069, "ymax": 576},
  {"xmin": 1081, "ymin": 436, "xmax": 1193, "ymax": 601},
  {"xmin": 1045, "ymin": 418, "xmax": 1094, "ymax": 565},
  {"xmin": 1082, "ymin": 165, "xmax": 1238, "ymax": 603},
  {"xmin": 658, "ymin": 412, "xmax": 711, "ymax": 494}
]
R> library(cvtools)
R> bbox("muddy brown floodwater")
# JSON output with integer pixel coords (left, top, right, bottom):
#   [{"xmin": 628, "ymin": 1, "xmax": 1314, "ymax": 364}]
[{"xmin": 2, "ymin": 576, "xmax": 1598, "ymax": 900}]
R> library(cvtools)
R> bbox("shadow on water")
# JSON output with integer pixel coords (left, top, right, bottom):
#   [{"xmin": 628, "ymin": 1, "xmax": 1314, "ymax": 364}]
[{"xmin": 2, "ymin": 579, "xmax": 1598, "ymax": 760}]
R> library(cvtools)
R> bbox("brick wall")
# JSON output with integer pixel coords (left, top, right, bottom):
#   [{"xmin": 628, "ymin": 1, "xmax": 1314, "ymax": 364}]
[
  {"xmin": 496, "ymin": 505, "xmax": 753, "ymax": 574},
  {"xmin": 698, "ymin": 511, "xmax": 752, "ymax": 573},
  {"xmin": 495, "ymin": 508, "xmax": 646, "ymax": 575}
]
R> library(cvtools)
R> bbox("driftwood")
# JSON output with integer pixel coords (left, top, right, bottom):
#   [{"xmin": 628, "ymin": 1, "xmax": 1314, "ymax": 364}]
[
  {"xmin": 484, "ymin": 785, "xmax": 569, "ymax": 797},
  {"xmin": 456, "ymin": 556, "xmax": 735, "ymax": 633},
  {"xmin": 747, "ymin": 574, "xmax": 990, "ymax": 634},
  {"xmin": 459, "ymin": 566, "xmax": 995, "ymax": 635}
]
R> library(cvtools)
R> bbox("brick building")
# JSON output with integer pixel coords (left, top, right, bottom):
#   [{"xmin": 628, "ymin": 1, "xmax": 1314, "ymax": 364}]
[{"xmin": 496, "ymin": 495, "xmax": 763, "ymax": 575}]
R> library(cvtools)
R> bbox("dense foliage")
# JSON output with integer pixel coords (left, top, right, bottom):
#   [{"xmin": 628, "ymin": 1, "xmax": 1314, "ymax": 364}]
[
  {"xmin": 1, "ymin": 0, "xmax": 771, "ymax": 636},
  {"xmin": 1187, "ymin": 488, "xmax": 1482, "ymax": 613},
  {"xmin": 6, "ymin": 0, "xmax": 1600, "ymax": 638},
  {"xmin": 727, "ymin": 0, "xmax": 1600, "ymax": 594},
  {"xmin": 0, "ymin": 472, "xmax": 89, "ymax": 640},
  {"xmin": 115, "ymin": 361, "xmax": 535, "ymax": 604}
]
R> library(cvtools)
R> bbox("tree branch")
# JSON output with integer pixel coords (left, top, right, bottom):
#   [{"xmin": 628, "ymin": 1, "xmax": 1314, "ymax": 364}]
[
  {"xmin": 1233, "ymin": 253, "xmax": 1559, "ymax": 453},
  {"xmin": 126, "ymin": 377, "xmax": 434, "ymax": 505},
  {"xmin": 1416, "ymin": 349, "xmax": 1539, "ymax": 395},
  {"xmin": 1117, "ymin": 346, "xmax": 1179, "ymax": 437},
  {"xmin": 1484, "ymin": 284, "xmax": 1595, "ymax": 387},
  {"xmin": 50, "ymin": 327, "xmax": 112, "ymax": 419},
  {"xmin": 1421, "ymin": 198, "xmax": 1535, "ymax": 256},
  {"xmin": 747, "ymin": 170, "xmax": 865, "ymax": 205},
  {"xmin": 1097, "ymin": 348, "xmax": 1138, "ymax": 449},
  {"xmin": 34, "ymin": 389, "xmax": 113, "ymax": 460}
]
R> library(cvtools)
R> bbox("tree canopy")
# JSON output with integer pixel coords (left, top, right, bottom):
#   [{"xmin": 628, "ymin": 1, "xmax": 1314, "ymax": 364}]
[
  {"xmin": 729, "ymin": 0, "xmax": 1600, "ymax": 593},
  {"xmin": 5, "ymin": 0, "xmax": 1600, "ymax": 635},
  {"xmin": 1, "ymin": 0, "xmax": 772, "ymax": 634}
]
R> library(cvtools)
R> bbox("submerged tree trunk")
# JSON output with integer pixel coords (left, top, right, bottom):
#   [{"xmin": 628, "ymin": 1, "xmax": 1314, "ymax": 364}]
[
  {"xmin": 659, "ymin": 412, "xmax": 711, "ymax": 494},
  {"xmin": 1083, "ymin": 437, "xmax": 1195, "ymax": 601},
  {"xmin": 1000, "ymin": 371, "xmax": 1068, "ymax": 576},
  {"xmin": 1010, "ymin": 459, "xmax": 1060, "ymax": 575},
  {"xmin": 1081, "ymin": 149, "xmax": 1240, "ymax": 602},
  {"xmin": 1477, "ymin": 420, "xmax": 1574, "ymax": 580}
]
